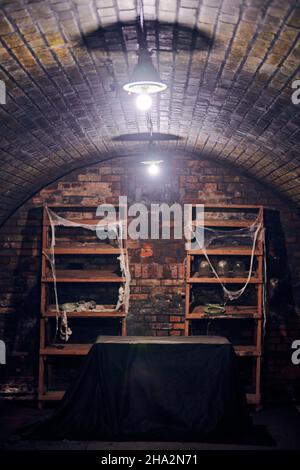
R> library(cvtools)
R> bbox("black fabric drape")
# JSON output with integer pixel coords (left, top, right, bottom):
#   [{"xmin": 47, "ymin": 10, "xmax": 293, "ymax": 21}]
[{"xmin": 24, "ymin": 336, "xmax": 250, "ymax": 441}]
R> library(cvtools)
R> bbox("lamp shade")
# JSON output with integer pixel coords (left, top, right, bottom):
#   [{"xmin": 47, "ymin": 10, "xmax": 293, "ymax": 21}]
[{"xmin": 123, "ymin": 49, "xmax": 167, "ymax": 95}]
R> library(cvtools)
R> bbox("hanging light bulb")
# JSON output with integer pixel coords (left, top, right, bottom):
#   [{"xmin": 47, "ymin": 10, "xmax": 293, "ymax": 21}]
[
  {"xmin": 124, "ymin": 49, "xmax": 167, "ymax": 112},
  {"xmin": 136, "ymin": 92, "xmax": 152, "ymax": 111},
  {"xmin": 123, "ymin": 0, "xmax": 167, "ymax": 112},
  {"xmin": 141, "ymin": 159, "xmax": 163, "ymax": 176},
  {"xmin": 148, "ymin": 162, "xmax": 159, "ymax": 175},
  {"xmin": 141, "ymin": 140, "xmax": 163, "ymax": 176}
]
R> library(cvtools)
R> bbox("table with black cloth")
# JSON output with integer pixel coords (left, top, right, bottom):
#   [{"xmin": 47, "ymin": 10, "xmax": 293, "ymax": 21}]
[{"xmin": 25, "ymin": 336, "xmax": 250, "ymax": 441}]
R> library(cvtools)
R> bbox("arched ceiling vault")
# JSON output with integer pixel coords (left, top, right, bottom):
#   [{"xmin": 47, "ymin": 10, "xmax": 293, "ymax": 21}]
[{"xmin": 0, "ymin": 0, "xmax": 299, "ymax": 223}]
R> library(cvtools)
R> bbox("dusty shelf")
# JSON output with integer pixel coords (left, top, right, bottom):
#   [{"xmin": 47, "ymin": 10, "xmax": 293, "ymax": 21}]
[
  {"xmin": 187, "ymin": 247, "xmax": 262, "ymax": 255},
  {"xmin": 44, "ymin": 246, "xmax": 122, "ymax": 255},
  {"xmin": 188, "ymin": 276, "xmax": 262, "ymax": 284},
  {"xmin": 42, "ymin": 269, "xmax": 125, "ymax": 283},
  {"xmin": 186, "ymin": 305, "xmax": 260, "ymax": 319}
]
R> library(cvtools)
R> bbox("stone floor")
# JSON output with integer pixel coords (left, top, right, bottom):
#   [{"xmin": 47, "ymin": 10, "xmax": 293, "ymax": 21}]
[{"xmin": 0, "ymin": 402, "xmax": 300, "ymax": 450}]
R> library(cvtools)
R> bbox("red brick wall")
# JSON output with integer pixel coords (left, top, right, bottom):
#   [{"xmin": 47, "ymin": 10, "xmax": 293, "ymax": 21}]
[{"xmin": 0, "ymin": 155, "xmax": 299, "ymax": 401}]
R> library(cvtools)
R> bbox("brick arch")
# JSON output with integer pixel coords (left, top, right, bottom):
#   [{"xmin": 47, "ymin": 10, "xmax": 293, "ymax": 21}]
[
  {"xmin": 1, "ymin": 147, "xmax": 300, "ymax": 228},
  {"xmin": 0, "ymin": 1, "xmax": 299, "ymax": 223}
]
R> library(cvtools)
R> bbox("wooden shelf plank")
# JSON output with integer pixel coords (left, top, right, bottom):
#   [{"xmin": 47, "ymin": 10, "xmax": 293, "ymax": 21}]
[
  {"xmin": 44, "ymin": 219, "xmax": 127, "ymax": 227},
  {"xmin": 188, "ymin": 276, "xmax": 262, "ymax": 284},
  {"xmin": 192, "ymin": 305, "xmax": 256, "ymax": 313},
  {"xmin": 186, "ymin": 305, "xmax": 260, "ymax": 319},
  {"xmin": 187, "ymin": 313, "xmax": 260, "ymax": 319},
  {"xmin": 40, "ymin": 344, "xmax": 92, "ymax": 356},
  {"xmin": 192, "ymin": 220, "xmax": 258, "ymax": 228},
  {"xmin": 234, "ymin": 345, "xmax": 261, "ymax": 357},
  {"xmin": 44, "ymin": 246, "xmax": 122, "ymax": 255},
  {"xmin": 39, "ymin": 391, "xmax": 65, "ymax": 401},
  {"xmin": 42, "ymin": 269, "xmax": 125, "ymax": 283},
  {"xmin": 246, "ymin": 393, "xmax": 261, "ymax": 405},
  {"xmin": 46, "ymin": 204, "xmax": 128, "ymax": 208},
  {"xmin": 43, "ymin": 278, "xmax": 125, "ymax": 283},
  {"xmin": 44, "ymin": 309, "xmax": 126, "ymax": 318},
  {"xmin": 187, "ymin": 306, "xmax": 260, "ymax": 319},
  {"xmin": 188, "ymin": 247, "xmax": 262, "ymax": 255},
  {"xmin": 186, "ymin": 203, "xmax": 262, "ymax": 210}
]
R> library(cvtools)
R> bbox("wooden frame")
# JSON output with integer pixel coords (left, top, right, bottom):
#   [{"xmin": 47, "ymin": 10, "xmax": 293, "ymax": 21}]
[
  {"xmin": 184, "ymin": 204, "xmax": 265, "ymax": 406},
  {"xmin": 38, "ymin": 205, "xmax": 129, "ymax": 403}
]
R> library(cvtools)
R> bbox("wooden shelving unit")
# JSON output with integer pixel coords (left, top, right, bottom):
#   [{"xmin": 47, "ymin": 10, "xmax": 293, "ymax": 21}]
[
  {"xmin": 184, "ymin": 204, "xmax": 265, "ymax": 406},
  {"xmin": 38, "ymin": 205, "xmax": 129, "ymax": 403}
]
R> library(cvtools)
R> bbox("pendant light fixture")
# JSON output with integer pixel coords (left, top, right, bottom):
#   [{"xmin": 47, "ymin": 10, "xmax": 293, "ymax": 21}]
[
  {"xmin": 123, "ymin": 0, "xmax": 167, "ymax": 111},
  {"xmin": 141, "ymin": 140, "xmax": 163, "ymax": 176}
]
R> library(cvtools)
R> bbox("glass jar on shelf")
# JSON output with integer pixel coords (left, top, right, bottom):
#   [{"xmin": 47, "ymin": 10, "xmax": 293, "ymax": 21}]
[
  {"xmin": 198, "ymin": 260, "xmax": 211, "ymax": 277},
  {"xmin": 232, "ymin": 259, "xmax": 246, "ymax": 277},
  {"xmin": 216, "ymin": 259, "xmax": 229, "ymax": 277}
]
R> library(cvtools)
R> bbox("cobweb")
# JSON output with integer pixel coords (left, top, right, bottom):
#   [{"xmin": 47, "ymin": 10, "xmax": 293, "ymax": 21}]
[
  {"xmin": 44, "ymin": 206, "xmax": 131, "ymax": 342},
  {"xmin": 188, "ymin": 218, "xmax": 265, "ymax": 300},
  {"xmin": 189, "ymin": 217, "xmax": 267, "ymax": 341}
]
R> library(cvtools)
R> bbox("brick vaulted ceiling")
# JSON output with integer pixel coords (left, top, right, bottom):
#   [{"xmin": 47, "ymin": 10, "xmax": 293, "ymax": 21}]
[{"xmin": 0, "ymin": 0, "xmax": 299, "ymax": 223}]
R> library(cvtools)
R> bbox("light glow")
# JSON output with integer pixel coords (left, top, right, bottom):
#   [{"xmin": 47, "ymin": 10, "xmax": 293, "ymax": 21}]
[
  {"xmin": 148, "ymin": 162, "xmax": 159, "ymax": 175},
  {"xmin": 136, "ymin": 93, "xmax": 152, "ymax": 111},
  {"xmin": 141, "ymin": 159, "xmax": 164, "ymax": 176}
]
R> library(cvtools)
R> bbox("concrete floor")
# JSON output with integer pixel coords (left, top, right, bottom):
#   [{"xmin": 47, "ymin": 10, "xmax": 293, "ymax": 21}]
[{"xmin": 0, "ymin": 402, "xmax": 300, "ymax": 450}]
